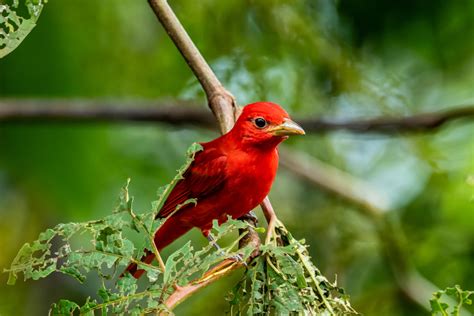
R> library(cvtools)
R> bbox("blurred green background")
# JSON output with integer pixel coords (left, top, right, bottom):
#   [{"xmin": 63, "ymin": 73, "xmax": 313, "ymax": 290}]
[{"xmin": 0, "ymin": 0, "xmax": 473, "ymax": 315}]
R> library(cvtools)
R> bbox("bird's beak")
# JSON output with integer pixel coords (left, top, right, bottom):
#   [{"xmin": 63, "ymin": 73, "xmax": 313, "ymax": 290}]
[{"xmin": 268, "ymin": 118, "xmax": 305, "ymax": 136}]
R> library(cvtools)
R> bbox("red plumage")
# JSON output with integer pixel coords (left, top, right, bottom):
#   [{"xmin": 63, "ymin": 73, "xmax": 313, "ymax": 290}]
[{"xmin": 125, "ymin": 102, "xmax": 304, "ymax": 278}]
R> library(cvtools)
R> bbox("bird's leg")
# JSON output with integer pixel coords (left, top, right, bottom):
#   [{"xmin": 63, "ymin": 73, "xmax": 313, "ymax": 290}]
[
  {"xmin": 206, "ymin": 234, "xmax": 224, "ymax": 254},
  {"xmin": 261, "ymin": 197, "xmax": 278, "ymax": 245},
  {"xmin": 206, "ymin": 234, "xmax": 246, "ymax": 266}
]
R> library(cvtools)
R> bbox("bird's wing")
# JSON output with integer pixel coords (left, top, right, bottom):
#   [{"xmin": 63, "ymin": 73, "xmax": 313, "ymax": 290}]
[{"xmin": 156, "ymin": 146, "xmax": 228, "ymax": 219}]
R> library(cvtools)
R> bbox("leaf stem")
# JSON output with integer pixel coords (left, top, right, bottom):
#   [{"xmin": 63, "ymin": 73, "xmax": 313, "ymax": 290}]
[{"xmin": 287, "ymin": 224, "xmax": 336, "ymax": 316}]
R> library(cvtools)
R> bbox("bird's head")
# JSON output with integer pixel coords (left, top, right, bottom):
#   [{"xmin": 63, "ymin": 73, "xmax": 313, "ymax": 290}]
[{"xmin": 231, "ymin": 102, "xmax": 305, "ymax": 149}]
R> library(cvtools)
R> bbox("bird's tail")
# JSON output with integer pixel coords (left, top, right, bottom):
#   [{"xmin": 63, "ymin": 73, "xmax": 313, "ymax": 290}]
[{"xmin": 122, "ymin": 216, "xmax": 192, "ymax": 279}]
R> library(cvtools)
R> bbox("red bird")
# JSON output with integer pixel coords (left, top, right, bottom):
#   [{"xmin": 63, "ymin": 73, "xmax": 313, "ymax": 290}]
[{"xmin": 125, "ymin": 102, "xmax": 304, "ymax": 278}]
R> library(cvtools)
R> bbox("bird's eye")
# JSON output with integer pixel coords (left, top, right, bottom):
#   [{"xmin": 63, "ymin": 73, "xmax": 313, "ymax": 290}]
[{"xmin": 254, "ymin": 117, "xmax": 267, "ymax": 128}]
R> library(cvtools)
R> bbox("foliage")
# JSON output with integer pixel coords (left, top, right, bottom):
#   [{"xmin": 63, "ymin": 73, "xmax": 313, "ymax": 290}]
[
  {"xmin": 5, "ymin": 143, "xmax": 355, "ymax": 315},
  {"xmin": 229, "ymin": 220, "xmax": 356, "ymax": 315},
  {"xmin": 430, "ymin": 285, "xmax": 473, "ymax": 316},
  {"xmin": 0, "ymin": 0, "xmax": 47, "ymax": 58}
]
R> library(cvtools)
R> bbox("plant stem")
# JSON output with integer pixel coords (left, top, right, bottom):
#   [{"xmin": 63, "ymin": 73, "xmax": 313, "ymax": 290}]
[{"xmin": 287, "ymin": 224, "xmax": 336, "ymax": 316}]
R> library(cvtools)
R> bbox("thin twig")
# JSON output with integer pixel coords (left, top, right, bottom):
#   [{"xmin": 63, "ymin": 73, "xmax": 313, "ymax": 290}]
[
  {"xmin": 1, "ymin": 99, "xmax": 472, "ymax": 133},
  {"xmin": 261, "ymin": 198, "xmax": 277, "ymax": 245},
  {"xmin": 295, "ymin": 241, "xmax": 335, "ymax": 315},
  {"xmin": 128, "ymin": 209, "xmax": 167, "ymax": 273}
]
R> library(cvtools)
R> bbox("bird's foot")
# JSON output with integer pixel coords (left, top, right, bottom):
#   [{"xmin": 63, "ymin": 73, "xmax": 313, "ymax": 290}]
[
  {"xmin": 206, "ymin": 235, "xmax": 247, "ymax": 267},
  {"xmin": 238, "ymin": 211, "xmax": 258, "ymax": 225},
  {"xmin": 229, "ymin": 253, "xmax": 247, "ymax": 267},
  {"xmin": 207, "ymin": 234, "xmax": 223, "ymax": 252}
]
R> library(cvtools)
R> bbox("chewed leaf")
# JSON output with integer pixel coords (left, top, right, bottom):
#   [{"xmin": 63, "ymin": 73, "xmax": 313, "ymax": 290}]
[
  {"xmin": 60, "ymin": 266, "xmax": 86, "ymax": 283},
  {"xmin": 163, "ymin": 241, "xmax": 193, "ymax": 285},
  {"xmin": 186, "ymin": 142, "xmax": 203, "ymax": 156},
  {"xmin": 430, "ymin": 285, "xmax": 473, "ymax": 315},
  {"xmin": 6, "ymin": 270, "xmax": 17, "ymax": 286},
  {"xmin": 115, "ymin": 178, "xmax": 133, "ymax": 213},
  {"xmin": 50, "ymin": 300, "xmax": 80, "ymax": 315},
  {"xmin": 38, "ymin": 228, "xmax": 56, "ymax": 241},
  {"xmin": 229, "ymin": 221, "xmax": 357, "ymax": 315},
  {"xmin": 0, "ymin": 1, "xmax": 47, "ymax": 58}
]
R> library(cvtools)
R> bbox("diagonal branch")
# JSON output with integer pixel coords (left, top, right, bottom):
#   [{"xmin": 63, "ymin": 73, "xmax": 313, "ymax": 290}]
[
  {"xmin": 163, "ymin": 259, "xmax": 241, "ymax": 309},
  {"xmin": 148, "ymin": 0, "xmax": 235, "ymax": 134},
  {"xmin": 279, "ymin": 148, "xmax": 389, "ymax": 216},
  {"xmin": 279, "ymin": 149, "xmax": 469, "ymax": 313},
  {"xmin": 146, "ymin": 0, "xmax": 267, "ymax": 311},
  {"xmin": 1, "ymin": 99, "xmax": 473, "ymax": 133}
]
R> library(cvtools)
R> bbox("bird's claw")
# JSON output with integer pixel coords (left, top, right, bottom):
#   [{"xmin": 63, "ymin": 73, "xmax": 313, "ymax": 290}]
[
  {"xmin": 229, "ymin": 253, "xmax": 247, "ymax": 267},
  {"xmin": 207, "ymin": 233, "xmax": 247, "ymax": 267}
]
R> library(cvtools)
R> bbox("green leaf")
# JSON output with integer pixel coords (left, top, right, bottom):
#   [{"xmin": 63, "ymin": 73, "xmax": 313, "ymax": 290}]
[
  {"xmin": 60, "ymin": 266, "xmax": 86, "ymax": 283},
  {"xmin": 50, "ymin": 299, "xmax": 80, "ymax": 315},
  {"xmin": 0, "ymin": 0, "xmax": 47, "ymax": 58},
  {"xmin": 117, "ymin": 274, "xmax": 138, "ymax": 296},
  {"xmin": 230, "ymin": 221, "xmax": 357, "ymax": 315},
  {"xmin": 186, "ymin": 142, "xmax": 203, "ymax": 156},
  {"xmin": 430, "ymin": 285, "xmax": 473, "ymax": 316},
  {"xmin": 163, "ymin": 241, "xmax": 193, "ymax": 285}
]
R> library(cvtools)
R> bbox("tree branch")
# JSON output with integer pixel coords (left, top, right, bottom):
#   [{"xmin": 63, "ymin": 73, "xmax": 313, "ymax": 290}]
[
  {"xmin": 148, "ymin": 0, "xmax": 235, "ymax": 134},
  {"xmin": 146, "ymin": 0, "xmax": 265, "ymax": 311},
  {"xmin": 163, "ymin": 259, "xmax": 242, "ymax": 309},
  {"xmin": 0, "ymin": 99, "xmax": 215, "ymax": 126},
  {"xmin": 279, "ymin": 149, "xmax": 389, "ymax": 216},
  {"xmin": 300, "ymin": 106, "xmax": 474, "ymax": 133},
  {"xmin": 1, "ymin": 99, "xmax": 472, "ymax": 133}
]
